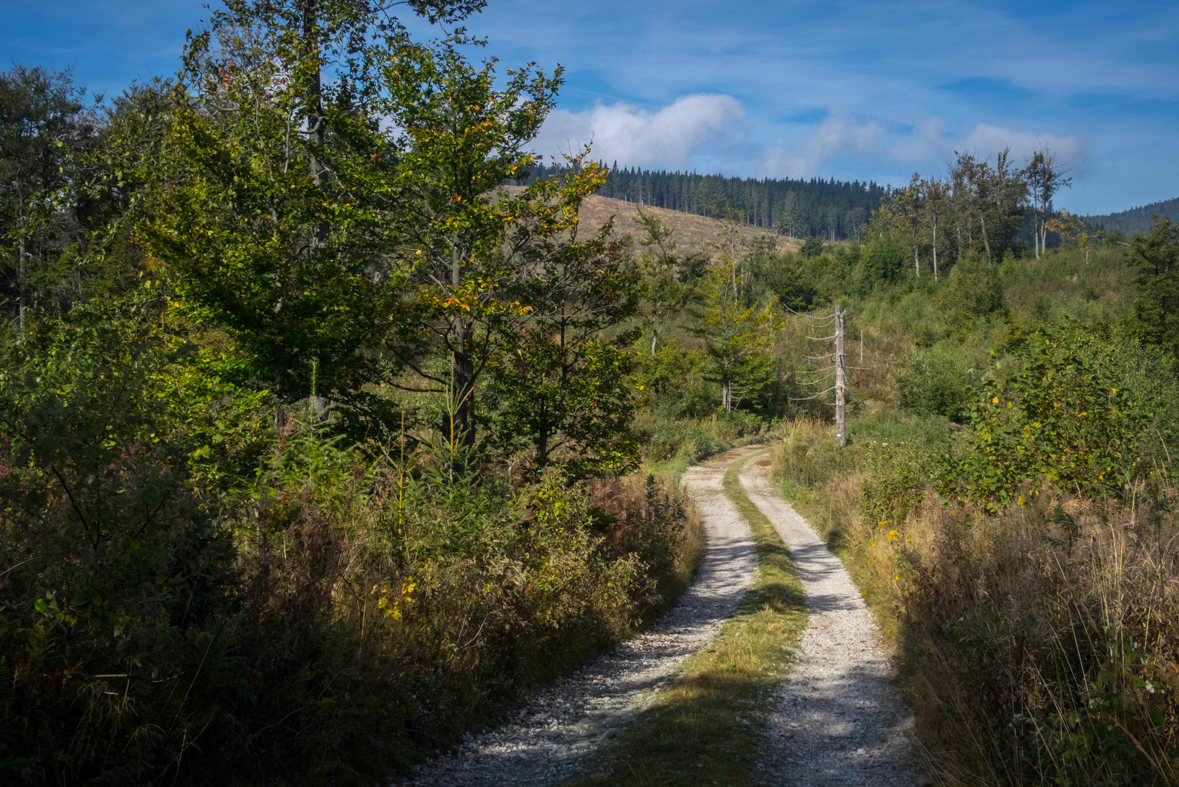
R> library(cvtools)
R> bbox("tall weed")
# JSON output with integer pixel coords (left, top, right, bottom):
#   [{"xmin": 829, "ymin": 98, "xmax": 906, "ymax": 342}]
[{"xmin": 771, "ymin": 417, "xmax": 1179, "ymax": 786}]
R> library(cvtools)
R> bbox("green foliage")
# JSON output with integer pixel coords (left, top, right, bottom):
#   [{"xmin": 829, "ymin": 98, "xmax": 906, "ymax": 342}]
[
  {"xmin": 490, "ymin": 336, "xmax": 641, "ymax": 477},
  {"xmin": 355, "ymin": 36, "xmax": 570, "ymax": 447},
  {"xmin": 482, "ymin": 172, "xmax": 643, "ymax": 475},
  {"xmin": 0, "ymin": 292, "xmax": 701, "ymax": 783},
  {"xmin": 1128, "ymin": 215, "xmax": 1179, "ymax": 360},
  {"xmin": 896, "ymin": 340, "xmax": 980, "ymax": 422},
  {"xmin": 856, "ymin": 237, "xmax": 907, "ymax": 289},
  {"xmin": 0, "ymin": 64, "xmax": 100, "ymax": 329},
  {"xmin": 945, "ymin": 326, "xmax": 1165, "ymax": 510},
  {"xmin": 636, "ymin": 409, "xmax": 771, "ymax": 468},
  {"xmin": 634, "ymin": 209, "xmax": 693, "ymax": 353},
  {"xmin": 798, "ymin": 235, "xmax": 823, "ymax": 258},
  {"xmin": 0, "ymin": 294, "xmax": 236, "ymax": 783},
  {"xmin": 859, "ymin": 443, "xmax": 925, "ymax": 527},
  {"xmin": 0, "ymin": 12, "xmax": 703, "ymax": 783},
  {"xmin": 692, "ymin": 221, "xmax": 780, "ymax": 412},
  {"xmin": 937, "ymin": 256, "xmax": 1009, "ymax": 337},
  {"xmin": 140, "ymin": 28, "xmax": 399, "ymax": 403},
  {"xmin": 750, "ymin": 248, "xmax": 815, "ymax": 311}
]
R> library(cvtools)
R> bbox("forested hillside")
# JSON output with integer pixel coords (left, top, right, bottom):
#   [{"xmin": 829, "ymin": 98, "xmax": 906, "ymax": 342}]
[
  {"xmin": 3, "ymin": 0, "xmax": 1179, "ymax": 785},
  {"xmin": 1085, "ymin": 195, "xmax": 1179, "ymax": 236}
]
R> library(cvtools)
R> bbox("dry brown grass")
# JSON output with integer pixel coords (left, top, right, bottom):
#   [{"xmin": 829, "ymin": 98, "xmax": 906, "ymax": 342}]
[
  {"xmin": 502, "ymin": 185, "xmax": 797, "ymax": 259},
  {"xmin": 576, "ymin": 195, "xmax": 795, "ymax": 258},
  {"xmin": 769, "ymin": 418, "xmax": 1179, "ymax": 787}
]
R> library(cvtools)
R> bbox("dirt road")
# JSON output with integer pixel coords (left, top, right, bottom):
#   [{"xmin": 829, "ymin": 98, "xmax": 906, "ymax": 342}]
[{"xmin": 740, "ymin": 458, "xmax": 922, "ymax": 786}]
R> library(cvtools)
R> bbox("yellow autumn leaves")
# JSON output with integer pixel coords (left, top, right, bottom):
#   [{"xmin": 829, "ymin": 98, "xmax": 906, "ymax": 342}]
[{"xmin": 372, "ymin": 578, "xmax": 416, "ymax": 621}]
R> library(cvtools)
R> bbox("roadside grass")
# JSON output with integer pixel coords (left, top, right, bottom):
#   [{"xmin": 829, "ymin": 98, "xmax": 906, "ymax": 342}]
[
  {"xmin": 768, "ymin": 414, "xmax": 953, "ymax": 645},
  {"xmin": 770, "ymin": 473, "xmax": 904, "ymax": 647},
  {"xmin": 563, "ymin": 452, "xmax": 808, "ymax": 787}
]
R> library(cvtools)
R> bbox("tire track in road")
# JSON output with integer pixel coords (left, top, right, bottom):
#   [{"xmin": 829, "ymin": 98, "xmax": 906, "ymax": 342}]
[{"xmin": 739, "ymin": 458, "xmax": 923, "ymax": 786}]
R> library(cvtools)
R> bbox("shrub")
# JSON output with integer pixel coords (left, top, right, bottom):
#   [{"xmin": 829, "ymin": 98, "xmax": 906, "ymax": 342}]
[
  {"xmin": 0, "ymin": 300, "xmax": 705, "ymax": 785},
  {"xmin": 895, "ymin": 340, "xmax": 979, "ymax": 422},
  {"xmin": 0, "ymin": 301, "xmax": 239, "ymax": 784},
  {"xmin": 945, "ymin": 326, "xmax": 1177, "ymax": 509}
]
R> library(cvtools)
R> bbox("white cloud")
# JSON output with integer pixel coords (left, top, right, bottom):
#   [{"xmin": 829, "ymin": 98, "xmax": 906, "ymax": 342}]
[
  {"xmin": 533, "ymin": 93, "xmax": 1089, "ymax": 194},
  {"xmin": 760, "ymin": 113, "xmax": 1087, "ymax": 182},
  {"xmin": 957, "ymin": 123, "xmax": 1087, "ymax": 169},
  {"xmin": 532, "ymin": 94, "xmax": 746, "ymax": 170},
  {"xmin": 761, "ymin": 107, "xmax": 884, "ymax": 179},
  {"xmin": 888, "ymin": 117, "xmax": 948, "ymax": 167}
]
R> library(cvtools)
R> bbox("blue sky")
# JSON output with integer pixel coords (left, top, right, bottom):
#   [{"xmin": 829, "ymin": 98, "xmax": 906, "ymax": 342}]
[{"xmin": 6, "ymin": 0, "xmax": 1177, "ymax": 213}]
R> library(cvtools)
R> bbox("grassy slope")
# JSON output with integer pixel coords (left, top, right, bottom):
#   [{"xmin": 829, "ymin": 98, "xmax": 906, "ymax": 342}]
[
  {"xmin": 502, "ymin": 185, "xmax": 797, "ymax": 259},
  {"xmin": 565, "ymin": 452, "xmax": 808, "ymax": 787}
]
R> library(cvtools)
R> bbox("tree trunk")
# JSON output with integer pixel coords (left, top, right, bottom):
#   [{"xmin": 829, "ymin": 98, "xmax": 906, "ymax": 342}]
[
  {"xmin": 302, "ymin": 0, "xmax": 328, "ymax": 248},
  {"xmin": 536, "ymin": 419, "xmax": 549, "ymax": 466},
  {"xmin": 980, "ymin": 213, "xmax": 992, "ymax": 264},
  {"xmin": 932, "ymin": 216, "xmax": 939, "ymax": 281},
  {"xmin": 17, "ymin": 234, "xmax": 26, "ymax": 336},
  {"xmin": 447, "ymin": 246, "xmax": 477, "ymax": 472},
  {"xmin": 835, "ymin": 306, "xmax": 846, "ymax": 447}
]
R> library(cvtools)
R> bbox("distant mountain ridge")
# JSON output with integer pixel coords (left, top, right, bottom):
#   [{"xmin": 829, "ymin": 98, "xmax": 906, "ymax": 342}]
[{"xmin": 1084, "ymin": 197, "xmax": 1178, "ymax": 236}]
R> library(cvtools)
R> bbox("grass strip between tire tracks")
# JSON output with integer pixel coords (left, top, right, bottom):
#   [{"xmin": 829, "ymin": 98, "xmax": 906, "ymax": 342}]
[{"xmin": 563, "ymin": 452, "xmax": 808, "ymax": 787}]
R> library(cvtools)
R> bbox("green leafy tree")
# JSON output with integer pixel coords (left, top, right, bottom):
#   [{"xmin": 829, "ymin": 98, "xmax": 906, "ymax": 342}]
[
  {"xmin": 892, "ymin": 174, "xmax": 926, "ymax": 277},
  {"xmin": 140, "ymin": 29, "xmax": 389, "ymax": 408},
  {"xmin": 347, "ymin": 37, "xmax": 598, "ymax": 463},
  {"xmin": 139, "ymin": 0, "xmax": 485, "ymax": 409},
  {"xmin": 694, "ymin": 218, "xmax": 780, "ymax": 412},
  {"xmin": 922, "ymin": 176, "xmax": 950, "ymax": 279},
  {"xmin": 634, "ymin": 208, "xmax": 691, "ymax": 354},
  {"xmin": 0, "ymin": 65, "xmax": 98, "ymax": 333},
  {"xmin": 936, "ymin": 256, "xmax": 1009, "ymax": 337},
  {"xmin": 486, "ymin": 190, "xmax": 642, "ymax": 476},
  {"xmin": 947, "ymin": 149, "xmax": 1028, "ymax": 265},
  {"xmin": 945, "ymin": 327, "xmax": 1155, "ymax": 509},
  {"xmin": 1024, "ymin": 147, "xmax": 1072, "ymax": 260}
]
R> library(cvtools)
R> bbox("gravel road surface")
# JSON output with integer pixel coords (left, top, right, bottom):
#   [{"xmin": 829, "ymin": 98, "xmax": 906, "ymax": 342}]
[{"xmin": 740, "ymin": 458, "xmax": 923, "ymax": 786}]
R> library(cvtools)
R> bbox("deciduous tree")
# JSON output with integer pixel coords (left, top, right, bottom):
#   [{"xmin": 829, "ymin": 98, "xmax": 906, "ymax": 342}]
[
  {"xmin": 0, "ymin": 65, "xmax": 97, "ymax": 333},
  {"xmin": 487, "ymin": 195, "xmax": 642, "ymax": 475},
  {"xmin": 634, "ymin": 209, "xmax": 691, "ymax": 355},
  {"xmin": 1024, "ymin": 148, "xmax": 1071, "ymax": 260}
]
